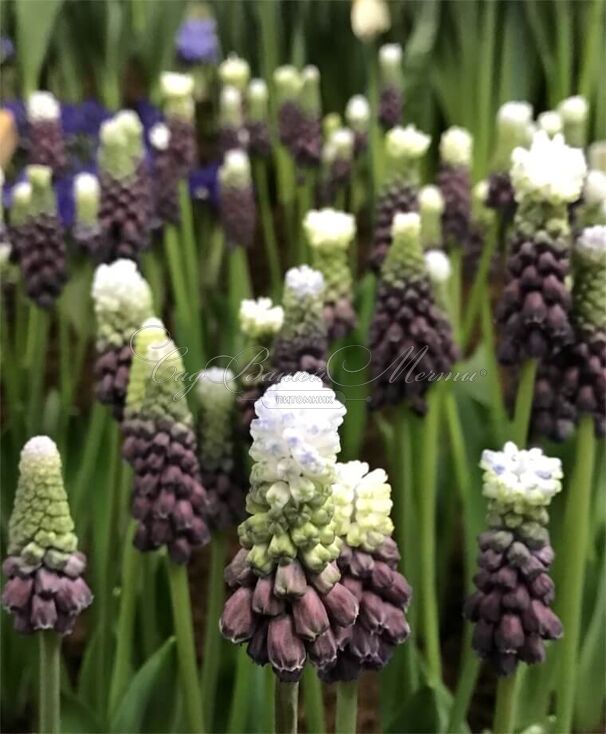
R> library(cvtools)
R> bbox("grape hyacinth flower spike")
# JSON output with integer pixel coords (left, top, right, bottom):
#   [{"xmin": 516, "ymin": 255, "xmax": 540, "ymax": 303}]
[
  {"xmin": 2, "ymin": 437, "xmax": 92, "ymax": 634},
  {"xmin": 368, "ymin": 212, "xmax": 458, "ymax": 413},
  {"xmin": 27, "ymin": 91, "xmax": 66, "ymax": 174},
  {"xmin": 149, "ymin": 122, "xmax": 180, "ymax": 227},
  {"xmin": 419, "ymin": 185, "xmax": 445, "ymax": 251},
  {"xmin": 304, "ymin": 208, "xmax": 357, "ymax": 340},
  {"xmin": 160, "ymin": 71, "xmax": 197, "ymax": 175},
  {"xmin": 219, "ymin": 149, "xmax": 256, "ymax": 249},
  {"xmin": 197, "ymin": 368, "xmax": 245, "ymax": 529},
  {"xmin": 378, "ymin": 44, "xmax": 403, "ymax": 130},
  {"xmin": 121, "ymin": 319, "xmax": 210, "ymax": 563},
  {"xmin": 221, "ymin": 374, "xmax": 361, "ymax": 682},
  {"xmin": 274, "ymin": 65, "xmax": 303, "ymax": 154},
  {"xmin": 98, "ymin": 112, "xmax": 152, "ymax": 261},
  {"xmin": 7, "ymin": 179, "xmax": 31, "ymax": 264},
  {"xmin": 558, "ymin": 95, "xmax": 589, "ymax": 149},
  {"xmin": 464, "ymin": 180, "xmax": 498, "ymax": 279},
  {"xmin": 496, "ymin": 131, "xmax": 587, "ymax": 365},
  {"xmin": 272, "ymin": 266, "xmax": 329, "ymax": 379},
  {"xmin": 345, "ymin": 95, "xmax": 370, "ymax": 157},
  {"xmin": 424, "ymin": 249, "xmax": 452, "ymax": 312},
  {"xmin": 370, "ymin": 124, "xmax": 431, "ymax": 271},
  {"xmin": 292, "ymin": 66, "xmax": 323, "ymax": 169},
  {"xmin": 531, "ymin": 225, "xmax": 606, "ymax": 440},
  {"xmin": 486, "ymin": 101, "xmax": 533, "ymax": 216},
  {"xmin": 219, "ymin": 85, "xmax": 247, "ymax": 155},
  {"xmin": 236, "ymin": 296, "xmax": 284, "ymax": 435},
  {"xmin": 319, "ymin": 461, "xmax": 412, "ymax": 682},
  {"xmin": 16, "ymin": 165, "xmax": 68, "ymax": 308},
  {"xmin": 91, "ymin": 259, "xmax": 153, "ymax": 419},
  {"xmin": 73, "ymin": 172, "xmax": 105, "ymax": 258},
  {"xmin": 437, "ymin": 126, "xmax": 473, "ymax": 250},
  {"xmin": 219, "ymin": 53, "xmax": 251, "ymax": 92},
  {"xmin": 246, "ymin": 79, "xmax": 272, "ymax": 159},
  {"xmin": 321, "ymin": 128, "xmax": 355, "ymax": 205},
  {"xmin": 464, "ymin": 442, "xmax": 563, "ymax": 676}
]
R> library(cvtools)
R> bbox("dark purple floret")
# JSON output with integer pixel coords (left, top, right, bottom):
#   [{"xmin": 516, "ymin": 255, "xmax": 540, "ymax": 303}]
[
  {"xmin": 379, "ymin": 86, "xmax": 402, "ymax": 131},
  {"xmin": 219, "ymin": 184, "xmax": 256, "ymax": 249},
  {"xmin": 18, "ymin": 213, "xmax": 68, "ymax": 308},
  {"xmin": 369, "ymin": 179, "xmax": 418, "ymax": 272}
]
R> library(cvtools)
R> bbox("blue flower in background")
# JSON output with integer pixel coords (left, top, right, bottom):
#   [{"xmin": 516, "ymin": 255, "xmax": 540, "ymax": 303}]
[
  {"xmin": 0, "ymin": 36, "xmax": 14, "ymax": 64},
  {"xmin": 176, "ymin": 17, "xmax": 220, "ymax": 65},
  {"xmin": 61, "ymin": 100, "xmax": 110, "ymax": 138},
  {"xmin": 135, "ymin": 99, "xmax": 164, "ymax": 143},
  {"xmin": 189, "ymin": 163, "xmax": 219, "ymax": 207}
]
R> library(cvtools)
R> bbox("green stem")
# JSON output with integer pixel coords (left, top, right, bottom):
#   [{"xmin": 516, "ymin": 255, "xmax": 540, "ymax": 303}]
[
  {"xmin": 167, "ymin": 561, "xmax": 205, "ymax": 734},
  {"xmin": 227, "ymin": 645, "xmax": 252, "ymax": 733},
  {"xmin": 555, "ymin": 415, "xmax": 596, "ymax": 734},
  {"xmin": 302, "ymin": 667, "xmax": 325, "ymax": 734},
  {"xmin": 480, "ymin": 293, "xmax": 507, "ymax": 444},
  {"xmin": 418, "ymin": 387, "xmax": 443, "ymax": 683},
  {"xmin": 511, "ymin": 359, "xmax": 538, "ymax": 447},
  {"xmin": 39, "ymin": 631, "xmax": 61, "ymax": 734},
  {"xmin": 179, "ymin": 181, "xmax": 202, "ymax": 331},
  {"xmin": 447, "ymin": 634, "xmax": 481, "ymax": 733},
  {"xmin": 73, "ymin": 403, "xmax": 108, "ymax": 525},
  {"xmin": 335, "ymin": 680, "xmax": 358, "ymax": 734},
  {"xmin": 461, "ymin": 220, "xmax": 498, "ymax": 350},
  {"xmin": 275, "ymin": 680, "xmax": 298, "ymax": 734},
  {"xmin": 228, "ymin": 245, "xmax": 253, "ymax": 352},
  {"xmin": 449, "ymin": 248, "xmax": 463, "ymax": 346},
  {"xmin": 108, "ymin": 522, "xmax": 142, "ymax": 713},
  {"xmin": 253, "ymin": 160, "xmax": 282, "ymax": 299},
  {"xmin": 200, "ymin": 534, "xmax": 227, "ymax": 727},
  {"xmin": 26, "ymin": 307, "xmax": 50, "ymax": 435},
  {"xmin": 493, "ymin": 671, "xmax": 521, "ymax": 734},
  {"xmin": 364, "ymin": 42, "xmax": 380, "ymax": 202},
  {"xmin": 296, "ymin": 175, "xmax": 314, "ymax": 265}
]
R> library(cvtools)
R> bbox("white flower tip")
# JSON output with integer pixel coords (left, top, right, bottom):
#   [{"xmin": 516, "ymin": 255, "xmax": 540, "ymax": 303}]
[
  {"xmin": 100, "ymin": 118, "xmax": 127, "ymax": 147},
  {"xmin": 285, "ymin": 265, "xmax": 325, "ymax": 298},
  {"xmin": 346, "ymin": 95, "xmax": 370, "ymax": 125},
  {"xmin": 221, "ymin": 84, "xmax": 242, "ymax": 109},
  {"xmin": 248, "ymin": 78, "xmax": 268, "ymax": 101},
  {"xmin": 149, "ymin": 123, "xmax": 171, "ymax": 151},
  {"xmin": 331, "ymin": 127, "xmax": 355, "ymax": 155},
  {"xmin": 74, "ymin": 172, "xmax": 100, "ymax": 198},
  {"xmin": 302, "ymin": 65, "xmax": 320, "ymax": 83},
  {"xmin": 239, "ymin": 297, "xmax": 284, "ymax": 337},
  {"xmin": 379, "ymin": 43, "xmax": 402, "ymax": 65},
  {"xmin": 219, "ymin": 54, "xmax": 250, "ymax": 87},
  {"xmin": 303, "ymin": 208, "xmax": 356, "ymax": 250},
  {"xmin": 115, "ymin": 109, "xmax": 143, "ymax": 136},
  {"xmin": 584, "ymin": 169, "xmax": 606, "ymax": 205},
  {"xmin": 22, "ymin": 435, "xmax": 59, "ymax": 461},
  {"xmin": 537, "ymin": 110, "xmax": 563, "ymax": 137},
  {"xmin": 577, "ymin": 225, "xmax": 606, "ymax": 256},
  {"xmin": 440, "ymin": 126, "xmax": 473, "ymax": 167},
  {"xmin": 273, "ymin": 65, "xmax": 301, "ymax": 88},
  {"xmin": 161, "ymin": 71, "xmax": 195, "ymax": 98},
  {"xmin": 392, "ymin": 211, "xmax": 421, "ymax": 239},
  {"xmin": 351, "ymin": 0, "xmax": 391, "ymax": 42},
  {"xmin": 27, "ymin": 91, "xmax": 60, "ymax": 121},
  {"xmin": 473, "ymin": 180, "xmax": 489, "ymax": 203},
  {"xmin": 27, "ymin": 164, "xmax": 52, "ymax": 188},
  {"xmin": 558, "ymin": 95, "xmax": 588, "ymax": 123},
  {"xmin": 498, "ymin": 101, "xmax": 534, "ymax": 128},
  {"xmin": 92, "ymin": 259, "xmax": 152, "ymax": 309},
  {"xmin": 222, "ymin": 148, "xmax": 250, "ymax": 176},
  {"xmin": 419, "ymin": 185, "xmax": 444, "ymax": 214},
  {"xmin": 197, "ymin": 367, "xmax": 236, "ymax": 399},
  {"xmin": 12, "ymin": 181, "xmax": 32, "ymax": 204},
  {"xmin": 424, "ymin": 249, "xmax": 451, "ymax": 282},
  {"xmin": 386, "ymin": 124, "xmax": 431, "ymax": 159}
]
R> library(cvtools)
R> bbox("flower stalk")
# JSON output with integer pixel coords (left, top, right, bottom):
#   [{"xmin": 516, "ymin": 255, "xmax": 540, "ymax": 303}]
[{"xmin": 39, "ymin": 631, "xmax": 61, "ymax": 734}]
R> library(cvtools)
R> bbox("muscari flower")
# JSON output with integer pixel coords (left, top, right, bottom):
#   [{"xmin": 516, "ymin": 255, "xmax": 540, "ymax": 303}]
[
  {"xmin": 176, "ymin": 14, "xmax": 220, "ymax": 65},
  {"xmin": 464, "ymin": 180, "xmax": 497, "ymax": 278},
  {"xmin": 149, "ymin": 122, "xmax": 180, "ymax": 227},
  {"xmin": 577, "ymin": 169, "xmax": 606, "ymax": 228},
  {"xmin": 98, "ymin": 112, "xmax": 152, "ymax": 262},
  {"xmin": 27, "ymin": 91, "xmax": 67, "ymax": 175},
  {"xmin": 221, "ymin": 374, "xmax": 360, "ymax": 681},
  {"xmin": 73, "ymin": 172, "xmax": 105, "ymax": 258},
  {"xmin": 219, "ymin": 149, "xmax": 256, "ymax": 249},
  {"xmin": 13, "ymin": 165, "xmax": 68, "ymax": 308},
  {"xmin": 320, "ymin": 128, "xmax": 355, "ymax": 205},
  {"xmin": 160, "ymin": 72, "xmax": 197, "ymax": 175},
  {"xmin": 291, "ymin": 66, "xmax": 323, "ymax": 169},
  {"xmin": 236, "ymin": 297, "xmax": 285, "ymax": 436},
  {"xmin": 274, "ymin": 66, "xmax": 304, "ymax": 154},
  {"xmin": 304, "ymin": 208, "xmax": 357, "ymax": 340},
  {"xmin": 496, "ymin": 131, "xmax": 586, "ymax": 365},
  {"xmin": 246, "ymin": 79, "xmax": 272, "ymax": 159},
  {"xmin": 368, "ymin": 212, "xmax": 458, "ymax": 413},
  {"xmin": 197, "ymin": 368, "xmax": 245, "ymax": 529},
  {"xmin": 424, "ymin": 249, "xmax": 452, "ymax": 312},
  {"xmin": 272, "ymin": 266, "xmax": 329, "ymax": 379},
  {"xmin": 437, "ymin": 126, "xmax": 473, "ymax": 249},
  {"xmin": 419, "ymin": 185, "xmax": 445, "ymax": 251},
  {"xmin": 464, "ymin": 442, "xmax": 563, "ymax": 676},
  {"xmin": 487, "ymin": 101, "xmax": 533, "ymax": 216},
  {"xmin": 319, "ymin": 461, "xmax": 412, "ymax": 682},
  {"xmin": 92, "ymin": 258, "xmax": 154, "ymax": 419},
  {"xmin": 531, "ymin": 225, "xmax": 606, "ymax": 440},
  {"xmin": 351, "ymin": 0, "xmax": 391, "ymax": 43},
  {"xmin": 378, "ymin": 44, "xmax": 403, "ymax": 131},
  {"xmin": 369, "ymin": 124, "xmax": 430, "ymax": 271},
  {"xmin": 121, "ymin": 319, "xmax": 211, "ymax": 564},
  {"xmin": 219, "ymin": 85, "xmax": 248, "ymax": 155},
  {"xmin": 345, "ymin": 95, "xmax": 370, "ymax": 157},
  {"xmin": 558, "ymin": 95, "xmax": 589, "ymax": 149},
  {"xmin": 6, "ymin": 180, "xmax": 30, "ymax": 264},
  {"xmin": 2, "ymin": 437, "xmax": 93, "ymax": 634},
  {"xmin": 219, "ymin": 53, "xmax": 251, "ymax": 92}
]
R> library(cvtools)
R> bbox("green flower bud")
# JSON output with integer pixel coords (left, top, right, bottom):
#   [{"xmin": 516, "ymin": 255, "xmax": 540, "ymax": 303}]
[
  {"xmin": 273, "ymin": 65, "xmax": 302, "ymax": 105},
  {"xmin": 379, "ymin": 43, "xmax": 403, "ymax": 90},
  {"xmin": 219, "ymin": 53, "xmax": 251, "ymax": 92},
  {"xmin": 573, "ymin": 226, "xmax": 606, "ymax": 332},
  {"xmin": 219, "ymin": 149, "xmax": 252, "ymax": 190},
  {"xmin": 220, "ymin": 85, "xmax": 244, "ymax": 129},
  {"xmin": 197, "ymin": 368, "xmax": 236, "ymax": 469},
  {"xmin": 74, "ymin": 173, "xmax": 100, "ymax": 226},
  {"xmin": 419, "ymin": 185, "xmax": 444, "ymax": 249},
  {"xmin": 304, "ymin": 208, "xmax": 355, "ymax": 304},
  {"xmin": 9, "ymin": 181, "xmax": 32, "ymax": 227},
  {"xmin": 27, "ymin": 165, "xmax": 55, "ymax": 216},
  {"xmin": 160, "ymin": 71, "xmax": 195, "ymax": 120},
  {"xmin": 382, "ymin": 212, "xmax": 426, "ymax": 285},
  {"xmin": 384, "ymin": 124, "xmax": 431, "ymax": 184},
  {"xmin": 558, "ymin": 95, "xmax": 588, "ymax": 148},
  {"xmin": 247, "ymin": 79, "xmax": 269, "ymax": 123},
  {"xmin": 300, "ymin": 65, "xmax": 321, "ymax": 118}
]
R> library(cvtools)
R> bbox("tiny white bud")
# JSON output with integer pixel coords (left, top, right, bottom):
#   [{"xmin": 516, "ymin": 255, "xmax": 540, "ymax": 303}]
[
  {"xmin": 219, "ymin": 54, "xmax": 251, "ymax": 91},
  {"xmin": 386, "ymin": 124, "xmax": 431, "ymax": 160},
  {"xmin": 12, "ymin": 181, "xmax": 32, "ymax": 206},
  {"xmin": 537, "ymin": 110, "xmax": 563, "ymax": 137},
  {"xmin": 345, "ymin": 95, "xmax": 370, "ymax": 127},
  {"xmin": 248, "ymin": 79, "xmax": 268, "ymax": 102},
  {"xmin": 160, "ymin": 71, "xmax": 195, "ymax": 98},
  {"xmin": 584, "ymin": 170, "xmax": 606, "ymax": 205},
  {"xmin": 304, "ymin": 208, "xmax": 356, "ymax": 251},
  {"xmin": 149, "ymin": 123, "xmax": 171, "ymax": 151},
  {"xmin": 392, "ymin": 211, "xmax": 421, "ymax": 239},
  {"xmin": 285, "ymin": 265, "xmax": 325, "ymax": 298},
  {"xmin": 498, "ymin": 101, "xmax": 534, "ymax": 128},
  {"xmin": 74, "ymin": 172, "xmax": 100, "ymax": 199},
  {"xmin": 440, "ymin": 126, "xmax": 473, "ymax": 167},
  {"xmin": 424, "ymin": 249, "xmax": 451, "ymax": 283},
  {"xmin": 27, "ymin": 91, "xmax": 60, "ymax": 122},
  {"xmin": 558, "ymin": 95, "xmax": 588, "ymax": 124},
  {"xmin": 419, "ymin": 185, "xmax": 444, "ymax": 215},
  {"xmin": 379, "ymin": 43, "xmax": 402, "ymax": 66}
]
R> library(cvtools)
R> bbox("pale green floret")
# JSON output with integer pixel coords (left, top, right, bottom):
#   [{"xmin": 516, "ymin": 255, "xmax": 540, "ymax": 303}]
[
  {"xmin": 125, "ymin": 317, "xmax": 169, "ymax": 415},
  {"xmin": 274, "ymin": 65, "xmax": 302, "ymax": 104},
  {"xmin": 558, "ymin": 95, "xmax": 589, "ymax": 148},
  {"xmin": 219, "ymin": 54, "xmax": 250, "ymax": 92},
  {"xmin": 115, "ymin": 110, "xmax": 144, "ymax": 160},
  {"xmin": 138, "ymin": 335, "xmax": 193, "ymax": 425},
  {"xmin": 247, "ymin": 79, "xmax": 269, "ymax": 123},
  {"xmin": 8, "ymin": 437, "xmax": 78, "ymax": 567},
  {"xmin": 440, "ymin": 126, "xmax": 473, "ymax": 168},
  {"xmin": 472, "ymin": 180, "xmax": 496, "ymax": 228},
  {"xmin": 74, "ymin": 173, "xmax": 100, "ymax": 226},
  {"xmin": 382, "ymin": 212, "xmax": 426, "ymax": 285},
  {"xmin": 573, "ymin": 226, "xmax": 606, "ymax": 332},
  {"xmin": 239, "ymin": 297, "xmax": 284, "ymax": 343},
  {"xmin": 220, "ymin": 85, "xmax": 244, "ymax": 129},
  {"xmin": 323, "ymin": 113, "xmax": 342, "ymax": 140},
  {"xmin": 384, "ymin": 124, "xmax": 431, "ymax": 184},
  {"xmin": 219, "ymin": 149, "xmax": 252, "ymax": 190},
  {"xmin": 493, "ymin": 101, "xmax": 534, "ymax": 171},
  {"xmin": 304, "ymin": 209, "xmax": 355, "ymax": 303},
  {"xmin": 419, "ymin": 185, "xmax": 444, "ymax": 249},
  {"xmin": 27, "ymin": 165, "xmax": 56, "ymax": 217},
  {"xmin": 98, "ymin": 118, "xmax": 137, "ymax": 180},
  {"xmin": 197, "ymin": 368, "xmax": 236, "ymax": 469},
  {"xmin": 9, "ymin": 182, "xmax": 32, "ymax": 227},
  {"xmin": 278, "ymin": 266, "xmax": 326, "ymax": 341},
  {"xmin": 378, "ymin": 43, "xmax": 403, "ymax": 89},
  {"xmin": 300, "ymin": 66, "xmax": 321, "ymax": 117},
  {"xmin": 160, "ymin": 72, "xmax": 195, "ymax": 120}
]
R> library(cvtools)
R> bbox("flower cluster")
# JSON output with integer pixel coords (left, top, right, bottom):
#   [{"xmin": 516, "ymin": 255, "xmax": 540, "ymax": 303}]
[
  {"xmin": 368, "ymin": 212, "xmax": 458, "ymax": 413},
  {"xmin": 160, "ymin": 72, "xmax": 197, "ymax": 176},
  {"xmin": 2, "ymin": 437, "xmax": 92, "ymax": 634},
  {"xmin": 378, "ymin": 44, "xmax": 403, "ymax": 130},
  {"xmin": 27, "ymin": 91, "xmax": 67, "ymax": 174},
  {"xmin": 437, "ymin": 126, "xmax": 473, "ymax": 249},
  {"xmin": 121, "ymin": 320, "xmax": 211, "ymax": 563},
  {"xmin": 370, "ymin": 124, "xmax": 431, "ymax": 271},
  {"xmin": 274, "ymin": 65, "xmax": 322, "ymax": 168},
  {"xmin": 175, "ymin": 13, "xmax": 220, "ymax": 65},
  {"xmin": 465, "ymin": 443, "xmax": 563, "ymax": 676},
  {"xmin": 304, "ymin": 208, "xmax": 357, "ymax": 340},
  {"xmin": 91, "ymin": 259, "xmax": 153, "ymax": 419}
]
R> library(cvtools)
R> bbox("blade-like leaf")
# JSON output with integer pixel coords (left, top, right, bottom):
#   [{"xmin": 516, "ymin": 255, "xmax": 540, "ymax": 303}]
[{"xmin": 15, "ymin": 0, "xmax": 65, "ymax": 94}]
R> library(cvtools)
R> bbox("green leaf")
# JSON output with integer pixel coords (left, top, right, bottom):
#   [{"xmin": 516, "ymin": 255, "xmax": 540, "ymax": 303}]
[
  {"xmin": 110, "ymin": 637, "xmax": 177, "ymax": 734},
  {"xmin": 384, "ymin": 684, "xmax": 453, "ymax": 734},
  {"xmin": 61, "ymin": 691, "xmax": 102, "ymax": 733},
  {"xmin": 15, "ymin": 0, "xmax": 65, "ymax": 94}
]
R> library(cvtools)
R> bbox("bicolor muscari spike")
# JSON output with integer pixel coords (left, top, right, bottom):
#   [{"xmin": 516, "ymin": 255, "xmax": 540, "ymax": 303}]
[
  {"xmin": 27, "ymin": 91, "xmax": 66, "ymax": 174},
  {"xmin": 91, "ymin": 258, "xmax": 153, "ymax": 419},
  {"xmin": 219, "ymin": 53, "xmax": 251, "ymax": 92},
  {"xmin": 291, "ymin": 66, "xmax": 322, "ymax": 168},
  {"xmin": 304, "ymin": 208, "xmax": 357, "ymax": 340},
  {"xmin": 368, "ymin": 212, "xmax": 458, "ymax": 413},
  {"xmin": 419, "ymin": 185, "xmax": 445, "ymax": 251},
  {"xmin": 345, "ymin": 95, "xmax": 370, "ymax": 157},
  {"xmin": 378, "ymin": 44, "xmax": 403, "ymax": 130},
  {"xmin": 219, "ymin": 149, "xmax": 256, "ymax": 249},
  {"xmin": 464, "ymin": 443, "xmax": 563, "ymax": 676},
  {"xmin": 2, "ymin": 437, "xmax": 93, "ymax": 634},
  {"xmin": 464, "ymin": 180, "xmax": 498, "ymax": 278},
  {"xmin": 496, "ymin": 131, "xmax": 586, "ymax": 365},
  {"xmin": 370, "ymin": 124, "xmax": 430, "ymax": 271},
  {"xmin": 271, "ymin": 266, "xmax": 329, "ymax": 378},
  {"xmin": 149, "ymin": 122, "xmax": 180, "ymax": 227},
  {"xmin": 219, "ymin": 85, "xmax": 248, "ymax": 155},
  {"xmin": 558, "ymin": 96, "xmax": 588, "ymax": 149},
  {"xmin": 16, "ymin": 165, "xmax": 68, "ymax": 308},
  {"xmin": 319, "ymin": 461, "xmax": 412, "ymax": 682},
  {"xmin": 246, "ymin": 79, "xmax": 272, "ymax": 159},
  {"xmin": 221, "ymin": 374, "xmax": 361, "ymax": 681},
  {"xmin": 121, "ymin": 319, "xmax": 210, "ymax": 563},
  {"xmin": 73, "ymin": 172, "xmax": 105, "ymax": 258},
  {"xmin": 160, "ymin": 71, "xmax": 197, "ymax": 175},
  {"xmin": 274, "ymin": 65, "xmax": 304, "ymax": 154},
  {"xmin": 437, "ymin": 126, "xmax": 473, "ymax": 249}
]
